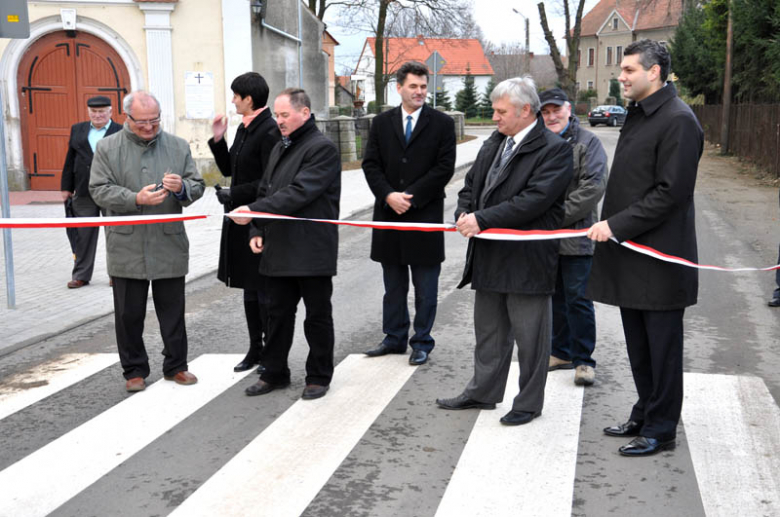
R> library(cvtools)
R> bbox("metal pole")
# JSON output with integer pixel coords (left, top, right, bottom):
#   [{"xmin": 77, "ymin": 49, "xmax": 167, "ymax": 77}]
[{"xmin": 0, "ymin": 85, "xmax": 17, "ymax": 309}]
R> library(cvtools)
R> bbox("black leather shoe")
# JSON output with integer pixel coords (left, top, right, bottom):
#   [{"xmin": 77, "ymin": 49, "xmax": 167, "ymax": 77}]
[
  {"xmin": 618, "ymin": 436, "xmax": 676, "ymax": 456},
  {"xmin": 603, "ymin": 420, "xmax": 643, "ymax": 437},
  {"xmin": 436, "ymin": 393, "xmax": 496, "ymax": 410},
  {"xmin": 234, "ymin": 357, "xmax": 260, "ymax": 373},
  {"xmin": 499, "ymin": 410, "xmax": 542, "ymax": 426},
  {"xmin": 301, "ymin": 384, "xmax": 329, "ymax": 400},
  {"xmin": 245, "ymin": 379, "xmax": 289, "ymax": 396},
  {"xmin": 769, "ymin": 296, "xmax": 780, "ymax": 307},
  {"xmin": 365, "ymin": 343, "xmax": 406, "ymax": 357},
  {"xmin": 409, "ymin": 350, "xmax": 428, "ymax": 365},
  {"xmin": 255, "ymin": 364, "xmax": 266, "ymax": 375}
]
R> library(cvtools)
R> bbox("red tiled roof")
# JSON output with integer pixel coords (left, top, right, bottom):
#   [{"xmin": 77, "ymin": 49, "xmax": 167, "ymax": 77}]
[
  {"xmin": 361, "ymin": 37, "xmax": 493, "ymax": 76},
  {"xmin": 580, "ymin": 0, "xmax": 683, "ymax": 36}
]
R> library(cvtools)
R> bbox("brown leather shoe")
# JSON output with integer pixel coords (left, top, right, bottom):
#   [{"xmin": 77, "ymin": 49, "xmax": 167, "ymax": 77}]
[
  {"xmin": 301, "ymin": 384, "xmax": 329, "ymax": 400},
  {"xmin": 126, "ymin": 377, "xmax": 146, "ymax": 392},
  {"xmin": 164, "ymin": 371, "xmax": 198, "ymax": 385},
  {"xmin": 67, "ymin": 279, "xmax": 89, "ymax": 289}
]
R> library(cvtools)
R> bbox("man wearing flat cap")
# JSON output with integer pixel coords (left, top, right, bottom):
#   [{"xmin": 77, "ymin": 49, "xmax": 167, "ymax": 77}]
[
  {"xmin": 539, "ymin": 88, "xmax": 608, "ymax": 387},
  {"xmin": 61, "ymin": 95, "xmax": 121, "ymax": 288}
]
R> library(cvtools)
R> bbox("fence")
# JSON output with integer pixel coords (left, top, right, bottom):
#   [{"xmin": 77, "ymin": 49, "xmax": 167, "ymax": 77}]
[{"xmin": 691, "ymin": 104, "xmax": 780, "ymax": 178}]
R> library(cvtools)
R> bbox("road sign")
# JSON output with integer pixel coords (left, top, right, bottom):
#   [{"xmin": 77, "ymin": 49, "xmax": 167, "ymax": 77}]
[
  {"xmin": 0, "ymin": 0, "xmax": 30, "ymax": 39},
  {"xmin": 425, "ymin": 51, "xmax": 446, "ymax": 75}
]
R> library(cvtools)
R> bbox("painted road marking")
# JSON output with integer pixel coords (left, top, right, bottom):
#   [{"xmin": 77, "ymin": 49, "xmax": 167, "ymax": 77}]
[
  {"xmin": 0, "ymin": 354, "xmax": 251, "ymax": 517},
  {"xmin": 436, "ymin": 365, "xmax": 584, "ymax": 517},
  {"xmin": 170, "ymin": 354, "xmax": 416, "ymax": 517},
  {"xmin": 683, "ymin": 373, "xmax": 780, "ymax": 516},
  {"xmin": 0, "ymin": 353, "xmax": 118, "ymax": 421}
]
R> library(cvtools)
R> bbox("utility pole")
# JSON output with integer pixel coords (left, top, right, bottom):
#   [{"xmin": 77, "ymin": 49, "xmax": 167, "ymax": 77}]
[
  {"xmin": 512, "ymin": 9, "xmax": 530, "ymax": 75},
  {"xmin": 720, "ymin": 0, "xmax": 733, "ymax": 154}
]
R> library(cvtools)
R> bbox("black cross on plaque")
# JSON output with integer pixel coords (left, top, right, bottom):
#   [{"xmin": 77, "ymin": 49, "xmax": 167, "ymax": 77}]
[{"xmin": 194, "ymin": 73, "xmax": 204, "ymax": 83}]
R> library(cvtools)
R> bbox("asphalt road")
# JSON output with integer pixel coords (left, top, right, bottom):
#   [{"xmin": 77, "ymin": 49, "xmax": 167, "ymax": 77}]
[{"xmin": 0, "ymin": 125, "xmax": 778, "ymax": 516}]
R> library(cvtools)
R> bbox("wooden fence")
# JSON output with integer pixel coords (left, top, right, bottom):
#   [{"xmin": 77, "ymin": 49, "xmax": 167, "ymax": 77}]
[{"xmin": 691, "ymin": 104, "xmax": 780, "ymax": 178}]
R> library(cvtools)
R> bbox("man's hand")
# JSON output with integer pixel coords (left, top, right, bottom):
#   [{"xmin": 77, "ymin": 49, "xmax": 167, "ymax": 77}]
[
  {"xmin": 385, "ymin": 192, "xmax": 413, "ymax": 215},
  {"xmin": 456, "ymin": 212, "xmax": 481, "ymax": 238},
  {"xmin": 587, "ymin": 220, "xmax": 613, "ymax": 242},
  {"xmin": 136, "ymin": 183, "xmax": 169, "ymax": 206},
  {"xmin": 249, "ymin": 236, "xmax": 264, "ymax": 254},
  {"xmin": 61, "ymin": 190, "xmax": 73, "ymax": 201},
  {"xmin": 161, "ymin": 173, "xmax": 183, "ymax": 195},
  {"xmin": 228, "ymin": 205, "xmax": 253, "ymax": 225},
  {"xmin": 212, "ymin": 114, "xmax": 228, "ymax": 142}
]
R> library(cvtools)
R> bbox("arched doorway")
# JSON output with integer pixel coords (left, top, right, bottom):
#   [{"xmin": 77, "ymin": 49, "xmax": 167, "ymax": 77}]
[{"xmin": 17, "ymin": 31, "xmax": 130, "ymax": 190}]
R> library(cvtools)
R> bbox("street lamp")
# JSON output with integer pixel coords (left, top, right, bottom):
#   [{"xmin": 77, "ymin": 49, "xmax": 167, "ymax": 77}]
[
  {"xmin": 511, "ymin": 8, "xmax": 531, "ymax": 75},
  {"xmin": 250, "ymin": 1, "xmax": 266, "ymax": 22}
]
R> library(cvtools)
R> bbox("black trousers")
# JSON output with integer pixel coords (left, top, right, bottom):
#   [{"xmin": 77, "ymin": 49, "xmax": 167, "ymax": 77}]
[
  {"xmin": 620, "ymin": 307, "xmax": 685, "ymax": 441},
  {"xmin": 111, "ymin": 276, "xmax": 189, "ymax": 380},
  {"xmin": 261, "ymin": 276, "xmax": 334, "ymax": 387},
  {"xmin": 70, "ymin": 194, "xmax": 100, "ymax": 282}
]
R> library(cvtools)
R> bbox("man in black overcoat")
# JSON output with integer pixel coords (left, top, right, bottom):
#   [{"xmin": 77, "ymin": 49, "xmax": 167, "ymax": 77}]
[
  {"xmin": 362, "ymin": 61, "xmax": 456, "ymax": 366},
  {"xmin": 435, "ymin": 77, "xmax": 572, "ymax": 426},
  {"xmin": 208, "ymin": 72, "xmax": 281, "ymax": 373},
  {"xmin": 60, "ymin": 95, "xmax": 121, "ymax": 288},
  {"xmin": 586, "ymin": 40, "xmax": 704, "ymax": 456},
  {"xmin": 230, "ymin": 88, "xmax": 341, "ymax": 401}
]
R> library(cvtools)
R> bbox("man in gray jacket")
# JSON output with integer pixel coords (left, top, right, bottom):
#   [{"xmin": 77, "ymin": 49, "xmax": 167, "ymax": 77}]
[
  {"xmin": 540, "ymin": 88, "xmax": 608, "ymax": 386},
  {"xmin": 90, "ymin": 91, "xmax": 205, "ymax": 393}
]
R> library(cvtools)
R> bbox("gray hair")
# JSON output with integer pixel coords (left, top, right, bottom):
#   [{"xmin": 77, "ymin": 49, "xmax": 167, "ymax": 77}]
[
  {"xmin": 490, "ymin": 76, "xmax": 540, "ymax": 114},
  {"xmin": 123, "ymin": 91, "xmax": 161, "ymax": 117}
]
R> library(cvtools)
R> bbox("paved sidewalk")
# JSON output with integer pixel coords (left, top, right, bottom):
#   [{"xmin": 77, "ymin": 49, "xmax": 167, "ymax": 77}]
[{"xmin": 0, "ymin": 134, "xmax": 487, "ymax": 355}]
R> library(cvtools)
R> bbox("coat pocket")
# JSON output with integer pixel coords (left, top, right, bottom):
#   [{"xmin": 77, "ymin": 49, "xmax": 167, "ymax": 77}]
[
  {"xmin": 109, "ymin": 224, "xmax": 134, "ymax": 235},
  {"xmin": 162, "ymin": 221, "xmax": 184, "ymax": 235}
]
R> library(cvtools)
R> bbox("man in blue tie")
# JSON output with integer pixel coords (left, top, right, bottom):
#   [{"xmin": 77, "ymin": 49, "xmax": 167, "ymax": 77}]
[
  {"xmin": 362, "ymin": 61, "xmax": 456, "ymax": 366},
  {"xmin": 61, "ymin": 95, "xmax": 121, "ymax": 288}
]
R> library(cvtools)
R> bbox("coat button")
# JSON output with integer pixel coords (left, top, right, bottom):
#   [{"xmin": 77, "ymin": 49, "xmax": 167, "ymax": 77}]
[
  {"xmin": 402, "ymin": 158, "xmax": 408, "ymax": 163},
  {"xmin": 400, "ymin": 180, "xmax": 405, "ymax": 186}
]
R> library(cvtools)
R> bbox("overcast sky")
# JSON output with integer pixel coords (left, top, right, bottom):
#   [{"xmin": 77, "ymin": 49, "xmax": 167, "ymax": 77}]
[{"xmin": 324, "ymin": 0, "xmax": 601, "ymax": 75}]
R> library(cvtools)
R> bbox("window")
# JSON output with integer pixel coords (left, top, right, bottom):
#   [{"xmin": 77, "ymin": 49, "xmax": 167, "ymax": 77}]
[
  {"xmin": 616, "ymin": 45, "xmax": 623, "ymax": 63},
  {"xmin": 587, "ymin": 80, "xmax": 594, "ymax": 90},
  {"xmin": 588, "ymin": 48, "xmax": 594, "ymax": 67},
  {"xmin": 606, "ymin": 47, "xmax": 613, "ymax": 65},
  {"xmin": 613, "ymin": 17, "xmax": 618, "ymax": 30},
  {"xmin": 576, "ymin": 82, "xmax": 581, "ymax": 91}
]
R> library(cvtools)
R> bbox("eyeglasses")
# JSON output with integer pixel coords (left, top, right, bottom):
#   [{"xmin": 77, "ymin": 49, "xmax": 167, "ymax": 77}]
[{"xmin": 127, "ymin": 114, "xmax": 161, "ymax": 127}]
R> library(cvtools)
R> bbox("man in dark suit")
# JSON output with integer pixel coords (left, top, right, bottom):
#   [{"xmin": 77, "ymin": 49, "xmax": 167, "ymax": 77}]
[
  {"xmin": 587, "ymin": 40, "xmax": 703, "ymax": 456},
  {"xmin": 61, "ymin": 95, "xmax": 121, "ymax": 288},
  {"xmin": 435, "ymin": 76, "xmax": 572, "ymax": 426},
  {"xmin": 362, "ymin": 61, "xmax": 456, "ymax": 366}
]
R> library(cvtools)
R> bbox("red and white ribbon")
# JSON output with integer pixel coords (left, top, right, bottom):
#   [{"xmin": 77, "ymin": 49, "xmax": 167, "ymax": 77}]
[{"xmin": 2, "ymin": 210, "xmax": 778, "ymax": 272}]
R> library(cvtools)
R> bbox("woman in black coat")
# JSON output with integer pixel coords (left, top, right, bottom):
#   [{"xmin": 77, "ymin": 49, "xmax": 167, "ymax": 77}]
[{"xmin": 208, "ymin": 72, "xmax": 281, "ymax": 372}]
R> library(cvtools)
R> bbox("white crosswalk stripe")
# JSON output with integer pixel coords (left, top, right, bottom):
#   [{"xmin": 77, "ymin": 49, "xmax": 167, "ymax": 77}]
[
  {"xmin": 436, "ymin": 365, "xmax": 584, "ymax": 517},
  {"xmin": 0, "ymin": 353, "xmax": 779, "ymax": 516},
  {"xmin": 0, "ymin": 354, "xmax": 250, "ymax": 517}
]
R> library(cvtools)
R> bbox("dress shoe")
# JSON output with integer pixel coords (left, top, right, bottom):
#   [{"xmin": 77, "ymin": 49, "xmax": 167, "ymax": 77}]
[
  {"xmin": 548, "ymin": 355, "xmax": 574, "ymax": 371},
  {"xmin": 618, "ymin": 436, "xmax": 676, "ymax": 456},
  {"xmin": 603, "ymin": 420, "xmax": 643, "ymax": 437},
  {"xmin": 234, "ymin": 354, "xmax": 260, "ymax": 372},
  {"xmin": 409, "ymin": 350, "xmax": 428, "ymax": 365},
  {"xmin": 500, "ymin": 410, "xmax": 541, "ymax": 426},
  {"xmin": 255, "ymin": 364, "xmax": 266, "ymax": 375},
  {"xmin": 436, "ymin": 393, "xmax": 496, "ymax": 410},
  {"xmin": 365, "ymin": 343, "xmax": 406, "ymax": 357},
  {"xmin": 301, "ymin": 384, "xmax": 329, "ymax": 400},
  {"xmin": 164, "ymin": 371, "xmax": 198, "ymax": 385},
  {"xmin": 574, "ymin": 365, "xmax": 596, "ymax": 386},
  {"xmin": 769, "ymin": 296, "xmax": 780, "ymax": 307},
  {"xmin": 245, "ymin": 379, "xmax": 289, "ymax": 396},
  {"xmin": 67, "ymin": 279, "xmax": 89, "ymax": 289},
  {"xmin": 125, "ymin": 377, "xmax": 146, "ymax": 392}
]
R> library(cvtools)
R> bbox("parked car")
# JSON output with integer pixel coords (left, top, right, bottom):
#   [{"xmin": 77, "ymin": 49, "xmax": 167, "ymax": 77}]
[{"xmin": 588, "ymin": 105, "xmax": 627, "ymax": 127}]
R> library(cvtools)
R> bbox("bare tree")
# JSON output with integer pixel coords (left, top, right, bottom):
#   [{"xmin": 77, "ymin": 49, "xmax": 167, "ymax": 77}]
[{"xmin": 537, "ymin": 0, "xmax": 586, "ymax": 100}]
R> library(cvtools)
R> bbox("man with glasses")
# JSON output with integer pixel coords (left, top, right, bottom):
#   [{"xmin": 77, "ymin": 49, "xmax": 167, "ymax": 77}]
[
  {"xmin": 90, "ymin": 90, "xmax": 205, "ymax": 393},
  {"xmin": 60, "ymin": 96, "xmax": 121, "ymax": 288}
]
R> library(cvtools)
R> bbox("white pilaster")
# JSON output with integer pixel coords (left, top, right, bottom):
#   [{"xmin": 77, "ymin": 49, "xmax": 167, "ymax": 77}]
[
  {"xmin": 221, "ymin": 0, "xmax": 253, "ymax": 142},
  {"xmin": 138, "ymin": 3, "xmax": 176, "ymax": 133}
]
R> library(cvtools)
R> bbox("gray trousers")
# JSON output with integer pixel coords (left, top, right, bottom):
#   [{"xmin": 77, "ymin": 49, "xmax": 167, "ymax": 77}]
[
  {"xmin": 70, "ymin": 194, "xmax": 100, "ymax": 282},
  {"xmin": 464, "ymin": 290, "xmax": 552, "ymax": 413}
]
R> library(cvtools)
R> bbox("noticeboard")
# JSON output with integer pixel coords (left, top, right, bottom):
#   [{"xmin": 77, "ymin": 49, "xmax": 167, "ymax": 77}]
[{"xmin": 0, "ymin": 0, "xmax": 30, "ymax": 39}]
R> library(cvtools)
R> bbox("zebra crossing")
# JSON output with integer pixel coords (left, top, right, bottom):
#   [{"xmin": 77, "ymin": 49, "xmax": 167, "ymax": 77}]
[{"xmin": 0, "ymin": 352, "xmax": 778, "ymax": 516}]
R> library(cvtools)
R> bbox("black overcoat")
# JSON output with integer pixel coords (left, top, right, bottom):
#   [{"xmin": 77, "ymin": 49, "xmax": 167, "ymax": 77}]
[
  {"xmin": 61, "ymin": 120, "xmax": 121, "ymax": 197},
  {"xmin": 456, "ymin": 116, "xmax": 573, "ymax": 294},
  {"xmin": 587, "ymin": 83, "xmax": 703, "ymax": 310},
  {"xmin": 248, "ymin": 117, "xmax": 341, "ymax": 277},
  {"xmin": 208, "ymin": 109, "xmax": 281, "ymax": 289},
  {"xmin": 362, "ymin": 104, "xmax": 456, "ymax": 265}
]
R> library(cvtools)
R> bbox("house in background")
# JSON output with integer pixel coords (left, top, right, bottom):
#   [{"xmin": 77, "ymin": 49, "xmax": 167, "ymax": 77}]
[
  {"xmin": 322, "ymin": 30, "xmax": 339, "ymax": 107},
  {"xmin": 334, "ymin": 75, "xmax": 354, "ymax": 108},
  {"xmin": 353, "ymin": 36, "xmax": 493, "ymax": 108},
  {"xmin": 576, "ymin": 0, "xmax": 683, "ymax": 101},
  {"xmin": 0, "ymin": 0, "xmax": 330, "ymax": 191},
  {"xmin": 487, "ymin": 52, "xmax": 559, "ymax": 89}
]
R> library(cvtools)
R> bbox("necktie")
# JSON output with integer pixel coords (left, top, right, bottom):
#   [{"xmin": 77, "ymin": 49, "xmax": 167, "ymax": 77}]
[
  {"xmin": 500, "ymin": 137, "xmax": 515, "ymax": 166},
  {"xmin": 405, "ymin": 115, "xmax": 413, "ymax": 144}
]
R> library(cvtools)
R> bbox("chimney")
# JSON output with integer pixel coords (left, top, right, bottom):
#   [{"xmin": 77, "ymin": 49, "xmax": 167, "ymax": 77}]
[{"xmin": 417, "ymin": 34, "xmax": 424, "ymax": 45}]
